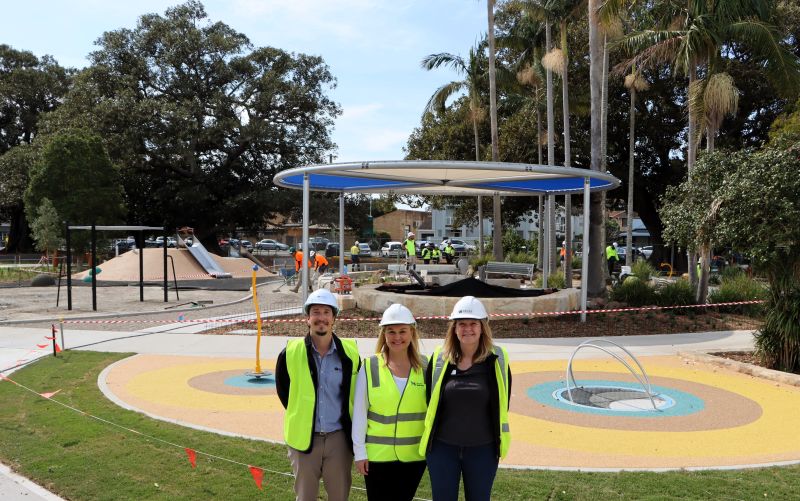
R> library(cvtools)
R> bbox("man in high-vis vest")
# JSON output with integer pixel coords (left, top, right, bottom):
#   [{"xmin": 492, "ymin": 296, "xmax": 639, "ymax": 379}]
[
  {"xmin": 350, "ymin": 241, "xmax": 361, "ymax": 271},
  {"xmin": 275, "ymin": 289, "xmax": 361, "ymax": 501},
  {"xmin": 403, "ymin": 232, "xmax": 417, "ymax": 270}
]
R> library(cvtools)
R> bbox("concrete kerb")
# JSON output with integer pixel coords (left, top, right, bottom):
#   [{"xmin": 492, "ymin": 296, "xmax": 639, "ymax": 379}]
[
  {"xmin": 679, "ymin": 351, "xmax": 800, "ymax": 387},
  {"xmin": 0, "ymin": 278, "xmax": 284, "ymax": 326}
]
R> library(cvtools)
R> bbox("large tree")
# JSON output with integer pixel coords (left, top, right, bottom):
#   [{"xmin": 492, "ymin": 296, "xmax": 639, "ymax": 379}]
[
  {"xmin": 0, "ymin": 45, "xmax": 72, "ymax": 252},
  {"xmin": 24, "ymin": 131, "xmax": 126, "ymax": 250},
  {"xmin": 39, "ymin": 1, "xmax": 340, "ymax": 249}
]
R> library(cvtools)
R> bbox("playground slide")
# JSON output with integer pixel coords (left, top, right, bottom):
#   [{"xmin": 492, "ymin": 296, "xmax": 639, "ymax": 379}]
[{"xmin": 183, "ymin": 237, "xmax": 232, "ymax": 279}]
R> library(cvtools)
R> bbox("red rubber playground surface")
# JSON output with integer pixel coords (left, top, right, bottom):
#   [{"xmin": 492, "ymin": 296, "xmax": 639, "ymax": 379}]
[{"xmin": 99, "ymin": 352, "xmax": 800, "ymax": 471}]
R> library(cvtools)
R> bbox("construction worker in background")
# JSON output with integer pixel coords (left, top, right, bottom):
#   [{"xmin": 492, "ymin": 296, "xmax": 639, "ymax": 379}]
[
  {"xmin": 306, "ymin": 250, "xmax": 329, "ymax": 291},
  {"xmin": 275, "ymin": 289, "xmax": 361, "ymax": 501},
  {"xmin": 350, "ymin": 241, "xmax": 361, "ymax": 271},
  {"xmin": 431, "ymin": 244, "xmax": 442, "ymax": 264},
  {"xmin": 605, "ymin": 242, "xmax": 620, "ymax": 276},
  {"xmin": 403, "ymin": 232, "xmax": 417, "ymax": 270},
  {"xmin": 443, "ymin": 241, "xmax": 456, "ymax": 264},
  {"xmin": 290, "ymin": 247, "xmax": 314, "ymax": 293},
  {"xmin": 420, "ymin": 242, "xmax": 432, "ymax": 264}
]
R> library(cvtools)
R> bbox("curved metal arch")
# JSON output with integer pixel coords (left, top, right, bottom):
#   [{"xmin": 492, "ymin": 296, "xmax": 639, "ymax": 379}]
[{"xmin": 565, "ymin": 339, "xmax": 658, "ymax": 411}]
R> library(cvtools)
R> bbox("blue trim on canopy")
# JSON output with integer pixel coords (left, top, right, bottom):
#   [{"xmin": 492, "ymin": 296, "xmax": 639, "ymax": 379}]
[
  {"xmin": 280, "ymin": 174, "xmax": 418, "ymax": 191},
  {"xmin": 280, "ymin": 173, "xmax": 612, "ymax": 193},
  {"xmin": 472, "ymin": 177, "xmax": 614, "ymax": 192}
]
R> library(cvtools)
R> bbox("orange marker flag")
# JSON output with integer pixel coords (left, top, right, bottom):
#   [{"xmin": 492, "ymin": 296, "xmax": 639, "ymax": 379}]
[
  {"xmin": 185, "ymin": 448, "xmax": 197, "ymax": 468},
  {"xmin": 40, "ymin": 389, "xmax": 61, "ymax": 399},
  {"xmin": 36, "ymin": 344, "xmax": 48, "ymax": 349},
  {"xmin": 45, "ymin": 335, "xmax": 55, "ymax": 340},
  {"xmin": 248, "ymin": 465, "xmax": 265, "ymax": 490},
  {"xmin": 55, "ymin": 343, "xmax": 62, "ymax": 353}
]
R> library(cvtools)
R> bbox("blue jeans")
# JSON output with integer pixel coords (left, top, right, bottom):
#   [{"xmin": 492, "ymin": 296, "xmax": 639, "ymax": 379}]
[{"xmin": 426, "ymin": 440, "xmax": 499, "ymax": 501}]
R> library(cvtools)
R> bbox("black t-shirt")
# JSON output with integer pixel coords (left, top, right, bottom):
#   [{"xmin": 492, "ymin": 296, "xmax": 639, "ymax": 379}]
[{"xmin": 433, "ymin": 360, "xmax": 494, "ymax": 447}]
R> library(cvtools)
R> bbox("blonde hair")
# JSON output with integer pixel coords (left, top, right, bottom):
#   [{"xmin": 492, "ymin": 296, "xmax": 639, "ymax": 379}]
[
  {"xmin": 442, "ymin": 318, "xmax": 494, "ymax": 364},
  {"xmin": 375, "ymin": 324, "xmax": 424, "ymax": 370}
]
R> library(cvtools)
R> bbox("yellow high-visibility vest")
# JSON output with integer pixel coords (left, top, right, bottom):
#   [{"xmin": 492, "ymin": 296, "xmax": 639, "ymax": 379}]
[
  {"xmin": 364, "ymin": 355, "xmax": 427, "ymax": 462},
  {"xmin": 283, "ymin": 338, "xmax": 360, "ymax": 451}
]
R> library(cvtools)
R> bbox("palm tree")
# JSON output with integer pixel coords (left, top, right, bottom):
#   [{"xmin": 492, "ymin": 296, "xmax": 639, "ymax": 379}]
[
  {"xmin": 624, "ymin": 68, "xmax": 649, "ymax": 266},
  {"xmin": 587, "ymin": 0, "xmax": 605, "ymax": 296},
  {"xmin": 422, "ymin": 44, "xmax": 489, "ymax": 254},
  {"xmin": 616, "ymin": 0, "xmax": 800, "ymax": 301},
  {"xmin": 422, "ymin": 45, "xmax": 488, "ymax": 160},
  {"xmin": 487, "ymin": 0, "xmax": 504, "ymax": 261},
  {"xmin": 497, "ymin": 8, "xmax": 547, "ymax": 268}
]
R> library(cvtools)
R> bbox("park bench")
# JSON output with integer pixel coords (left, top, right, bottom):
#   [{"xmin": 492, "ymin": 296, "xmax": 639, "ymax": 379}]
[{"xmin": 479, "ymin": 261, "xmax": 536, "ymax": 282}]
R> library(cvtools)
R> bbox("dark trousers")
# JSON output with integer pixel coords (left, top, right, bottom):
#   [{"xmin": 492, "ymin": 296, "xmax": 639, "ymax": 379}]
[
  {"xmin": 426, "ymin": 440, "xmax": 498, "ymax": 501},
  {"xmin": 363, "ymin": 460, "xmax": 426, "ymax": 501},
  {"xmin": 607, "ymin": 258, "xmax": 616, "ymax": 275}
]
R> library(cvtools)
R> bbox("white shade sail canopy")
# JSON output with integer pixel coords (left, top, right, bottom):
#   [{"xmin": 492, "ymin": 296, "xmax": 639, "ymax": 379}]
[{"xmin": 274, "ymin": 160, "xmax": 620, "ymax": 195}]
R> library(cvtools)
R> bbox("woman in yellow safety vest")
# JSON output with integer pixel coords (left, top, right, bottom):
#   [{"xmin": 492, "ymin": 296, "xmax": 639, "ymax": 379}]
[
  {"xmin": 352, "ymin": 304, "xmax": 427, "ymax": 501},
  {"xmin": 419, "ymin": 296, "xmax": 511, "ymax": 501}
]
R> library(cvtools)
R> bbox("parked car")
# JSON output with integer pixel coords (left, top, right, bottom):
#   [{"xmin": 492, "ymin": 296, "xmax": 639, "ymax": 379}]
[
  {"xmin": 255, "ymin": 239, "xmax": 289, "ymax": 251},
  {"xmin": 298, "ymin": 238, "xmax": 329, "ymax": 251},
  {"xmin": 439, "ymin": 239, "xmax": 472, "ymax": 256},
  {"xmin": 358, "ymin": 242, "xmax": 372, "ymax": 256},
  {"xmin": 325, "ymin": 242, "xmax": 340, "ymax": 257},
  {"xmin": 380, "ymin": 241, "xmax": 405, "ymax": 258},
  {"xmin": 640, "ymin": 246, "xmax": 654, "ymax": 259},
  {"xmin": 154, "ymin": 236, "xmax": 177, "ymax": 248},
  {"xmin": 239, "ymin": 240, "xmax": 253, "ymax": 250},
  {"xmin": 616, "ymin": 245, "xmax": 640, "ymax": 262}
]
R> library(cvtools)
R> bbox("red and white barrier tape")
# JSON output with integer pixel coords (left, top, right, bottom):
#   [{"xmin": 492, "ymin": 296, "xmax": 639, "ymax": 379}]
[{"xmin": 61, "ymin": 300, "xmax": 763, "ymax": 325}]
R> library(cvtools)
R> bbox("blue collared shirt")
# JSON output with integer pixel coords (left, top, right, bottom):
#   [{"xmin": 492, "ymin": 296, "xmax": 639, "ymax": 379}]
[{"xmin": 310, "ymin": 339, "xmax": 344, "ymax": 433}]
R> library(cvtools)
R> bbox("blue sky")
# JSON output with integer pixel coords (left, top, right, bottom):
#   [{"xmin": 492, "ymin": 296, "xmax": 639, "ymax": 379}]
[{"xmin": 1, "ymin": 0, "xmax": 487, "ymax": 162}]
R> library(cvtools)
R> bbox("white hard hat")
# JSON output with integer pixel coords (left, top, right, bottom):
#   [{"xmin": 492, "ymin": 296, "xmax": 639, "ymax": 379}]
[
  {"xmin": 304, "ymin": 289, "xmax": 339, "ymax": 316},
  {"xmin": 380, "ymin": 303, "xmax": 416, "ymax": 326},
  {"xmin": 407, "ymin": 232, "xmax": 415, "ymax": 238},
  {"xmin": 354, "ymin": 241, "xmax": 359, "ymax": 245},
  {"xmin": 449, "ymin": 296, "xmax": 488, "ymax": 320}
]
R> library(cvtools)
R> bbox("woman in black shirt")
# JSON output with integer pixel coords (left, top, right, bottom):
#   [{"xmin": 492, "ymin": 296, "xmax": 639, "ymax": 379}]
[{"xmin": 420, "ymin": 296, "xmax": 512, "ymax": 501}]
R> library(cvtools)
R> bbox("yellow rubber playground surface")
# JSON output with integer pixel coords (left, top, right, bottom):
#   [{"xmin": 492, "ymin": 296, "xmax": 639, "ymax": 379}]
[{"xmin": 99, "ymin": 353, "xmax": 800, "ymax": 470}]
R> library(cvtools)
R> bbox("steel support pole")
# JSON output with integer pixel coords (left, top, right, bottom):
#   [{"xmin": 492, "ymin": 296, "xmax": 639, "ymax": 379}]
[
  {"xmin": 477, "ymin": 196, "xmax": 483, "ymax": 257},
  {"xmin": 66, "ymin": 221, "xmax": 72, "ymax": 311},
  {"xmin": 543, "ymin": 195, "xmax": 549, "ymax": 288},
  {"xmin": 581, "ymin": 177, "xmax": 590, "ymax": 322},
  {"xmin": 91, "ymin": 224, "xmax": 97, "ymax": 311},
  {"xmin": 301, "ymin": 173, "xmax": 310, "ymax": 303},
  {"xmin": 339, "ymin": 193, "xmax": 345, "ymax": 274},
  {"xmin": 163, "ymin": 231, "xmax": 168, "ymax": 302},
  {"xmin": 139, "ymin": 230, "xmax": 144, "ymax": 302}
]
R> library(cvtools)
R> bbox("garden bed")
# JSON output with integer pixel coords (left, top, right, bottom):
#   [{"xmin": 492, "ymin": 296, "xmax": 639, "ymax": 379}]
[{"xmin": 206, "ymin": 307, "xmax": 763, "ymax": 339}]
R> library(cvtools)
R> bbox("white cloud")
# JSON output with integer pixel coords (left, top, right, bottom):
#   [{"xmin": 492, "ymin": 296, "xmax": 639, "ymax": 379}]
[{"xmin": 340, "ymin": 103, "xmax": 383, "ymax": 121}]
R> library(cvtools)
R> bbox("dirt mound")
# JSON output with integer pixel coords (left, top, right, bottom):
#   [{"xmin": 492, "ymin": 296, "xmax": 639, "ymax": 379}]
[{"xmin": 74, "ymin": 248, "xmax": 274, "ymax": 282}]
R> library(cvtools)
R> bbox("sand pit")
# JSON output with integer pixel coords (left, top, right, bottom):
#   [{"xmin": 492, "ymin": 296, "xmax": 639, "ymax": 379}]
[{"xmin": 75, "ymin": 248, "xmax": 274, "ymax": 282}]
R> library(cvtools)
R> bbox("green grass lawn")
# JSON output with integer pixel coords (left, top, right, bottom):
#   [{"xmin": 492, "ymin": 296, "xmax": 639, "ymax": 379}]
[{"xmin": 2, "ymin": 352, "xmax": 800, "ymax": 500}]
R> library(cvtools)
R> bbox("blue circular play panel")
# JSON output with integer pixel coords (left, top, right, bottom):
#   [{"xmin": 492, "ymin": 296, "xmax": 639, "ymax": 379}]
[
  {"xmin": 224, "ymin": 374, "xmax": 275, "ymax": 388},
  {"xmin": 526, "ymin": 380, "xmax": 705, "ymax": 417}
]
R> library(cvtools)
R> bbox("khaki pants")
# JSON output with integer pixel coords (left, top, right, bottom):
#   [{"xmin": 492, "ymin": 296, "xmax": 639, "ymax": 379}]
[
  {"xmin": 290, "ymin": 269, "xmax": 314, "ymax": 293},
  {"xmin": 288, "ymin": 430, "xmax": 353, "ymax": 501}
]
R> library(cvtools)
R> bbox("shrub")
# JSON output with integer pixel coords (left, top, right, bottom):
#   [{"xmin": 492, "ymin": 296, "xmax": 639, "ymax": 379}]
[
  {"xmin": 655, "ymin": 279, "xmax": 695, "ymax": 308},
  {"xmin": 610, "ymin": 276, "xmax": 656, "ymax": 306},
  {"xmin": 709, "ymin": 272, "xmax": 767, "ymax": 315},
  {"xmin": 630, "ymin": 259, "xmax": 657, "ymax": 281},
  {"xmin": 571, "ymin": 255, "xmax": 582, "ymax": 270},
  {"xmin": 534, "ymin": 270, "xmax": 565, "ymax": 289},
  {"xmin": 506, "ymin": 251, "xmax": 537, "ymax": 265},
  {"xmin": 470, "ymin": 255, "xmax": 490, "ymax": 269}
]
